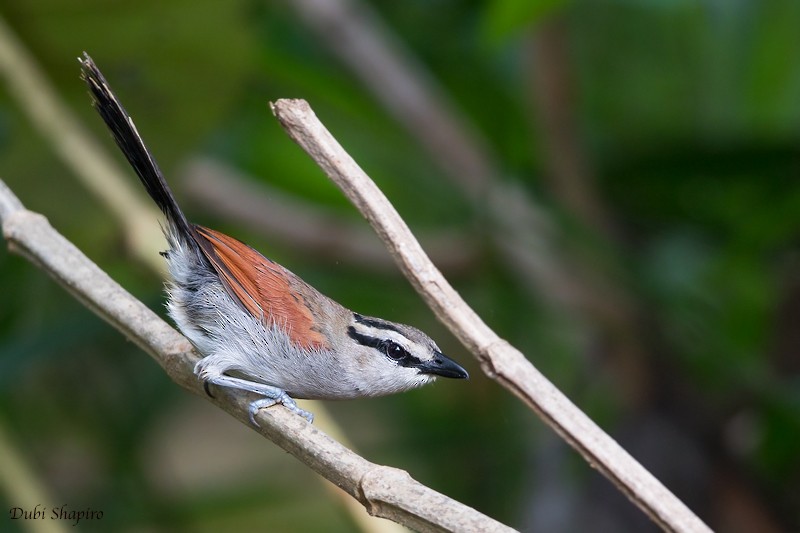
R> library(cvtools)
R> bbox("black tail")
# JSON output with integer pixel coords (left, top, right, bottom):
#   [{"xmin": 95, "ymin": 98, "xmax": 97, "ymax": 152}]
[{"xmin": 80, "ymin": 52, "xmax": 195, "ymax": 243}]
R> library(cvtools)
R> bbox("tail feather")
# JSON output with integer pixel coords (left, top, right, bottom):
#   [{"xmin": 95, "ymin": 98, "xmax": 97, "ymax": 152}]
[{"xmin": 79, "ymin": 52, "xmax": 195, "ymax": 244}]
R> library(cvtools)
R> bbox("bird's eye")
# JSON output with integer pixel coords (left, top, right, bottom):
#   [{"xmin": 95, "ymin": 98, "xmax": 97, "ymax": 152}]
[{"xmin": 384, "ymin": 341, "xmax": 408, "ymax": 360}]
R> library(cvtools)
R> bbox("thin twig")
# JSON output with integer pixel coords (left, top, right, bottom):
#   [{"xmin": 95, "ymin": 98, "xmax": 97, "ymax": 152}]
[
  {"xmin": 270, "ymin": 98, "xmax": 712, "ymax": 533},
  {"xmin": 0, "ymin": 178, "xmax": 516, "ymax": 533}
]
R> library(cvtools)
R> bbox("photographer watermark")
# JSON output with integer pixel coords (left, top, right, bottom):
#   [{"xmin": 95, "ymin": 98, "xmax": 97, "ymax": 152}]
[{"xmin": 9, "ymin": 504, "xmax": 103, "ymax": 526}]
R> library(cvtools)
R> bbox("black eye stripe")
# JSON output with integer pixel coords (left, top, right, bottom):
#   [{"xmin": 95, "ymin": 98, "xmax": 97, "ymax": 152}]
[
  {"xmin": 353, "ymin": 313, "xmax": 403, "ymax": 335},
  {"xmin": 347, "ymin": 326, "xmax": 422, "ymax": 368},
  {"xmin": 347, "ymin": 326, "xmax": 383, "ymax": 350}
]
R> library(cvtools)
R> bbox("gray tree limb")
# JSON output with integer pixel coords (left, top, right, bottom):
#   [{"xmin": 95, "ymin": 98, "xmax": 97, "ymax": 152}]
[
  {"xmin": 270, "ymin": 98, "xmax": 712, "ymax": 533},
  {"xmin": 0, "ymin": 178, "xmax": 515, "ymax": 533}
]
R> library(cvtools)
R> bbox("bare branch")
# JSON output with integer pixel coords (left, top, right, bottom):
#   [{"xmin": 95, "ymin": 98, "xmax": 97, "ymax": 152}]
[
  {"xmin": 0, "ymin": 178, "xmax": 516, "ymax": 533},
  {"xmin": 270, "ymin": 99, "xmax": 712, "ymax": 533}
]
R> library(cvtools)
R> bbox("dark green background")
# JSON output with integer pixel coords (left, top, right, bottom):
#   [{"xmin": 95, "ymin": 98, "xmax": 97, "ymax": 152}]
[{"xmin": 1, "ymin": 1, "xmax": 798, "ymax": 531}]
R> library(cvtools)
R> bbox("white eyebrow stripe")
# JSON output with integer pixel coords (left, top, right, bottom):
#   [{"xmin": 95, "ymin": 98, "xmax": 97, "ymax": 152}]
[{"xmin": 351, "ymin": 323, "xmax": 431, "ymax": 359}]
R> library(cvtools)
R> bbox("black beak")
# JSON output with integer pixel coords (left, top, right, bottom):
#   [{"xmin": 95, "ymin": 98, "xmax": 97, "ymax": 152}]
[{"xmin": 417, "ymin": 351, "xmax": 469, "ymax": 379}]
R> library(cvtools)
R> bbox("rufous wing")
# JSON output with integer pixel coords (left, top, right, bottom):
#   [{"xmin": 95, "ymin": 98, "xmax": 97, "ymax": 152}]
[{"xmin": 193, "ymin": 226, "xmax": 328, "ymax": 350}]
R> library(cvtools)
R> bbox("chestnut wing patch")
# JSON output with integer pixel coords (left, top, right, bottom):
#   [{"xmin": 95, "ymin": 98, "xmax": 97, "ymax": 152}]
[{"xmin": 193, "ymin": 226, "xmax": 328, "ymax": 350}]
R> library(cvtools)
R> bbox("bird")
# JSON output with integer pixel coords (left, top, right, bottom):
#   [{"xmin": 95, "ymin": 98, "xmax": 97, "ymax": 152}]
[{"xmin": 79, "ymin": 53, "xmax": 468, "ymax": 425}]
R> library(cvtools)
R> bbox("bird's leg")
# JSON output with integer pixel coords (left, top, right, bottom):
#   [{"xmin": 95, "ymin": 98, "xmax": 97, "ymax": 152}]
[{"xmin": 195, "ymin": 366, "xmax": 314, "ymax": 425}]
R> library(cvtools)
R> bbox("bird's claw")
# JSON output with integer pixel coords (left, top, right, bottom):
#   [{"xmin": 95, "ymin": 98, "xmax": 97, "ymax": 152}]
[{"xmin": 248, "ymin": 394, "xmax": 314, "ymax": 426}]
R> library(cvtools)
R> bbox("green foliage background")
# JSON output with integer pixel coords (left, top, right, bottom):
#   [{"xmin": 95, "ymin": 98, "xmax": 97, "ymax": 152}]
[{"xmin": 1, "ymin": 0, "xmax": 799, "ymax": 531}]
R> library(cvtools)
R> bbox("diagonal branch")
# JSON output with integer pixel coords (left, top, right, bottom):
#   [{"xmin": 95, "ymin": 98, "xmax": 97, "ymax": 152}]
[
  {"xmin": 270, "ymin": 98, "xmax": 712, "ymax": 533},
  {"xmin": 285, "ymin": 0, "xmax": 590, "ymax": 312},
  {"xmin": 0, "ymin": 178, "xmax": 516, "ymax": 533}
]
